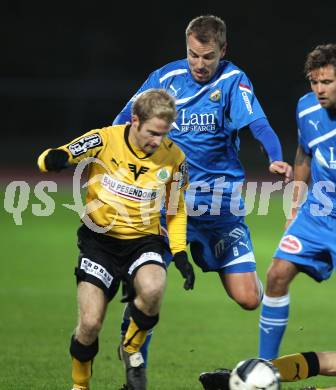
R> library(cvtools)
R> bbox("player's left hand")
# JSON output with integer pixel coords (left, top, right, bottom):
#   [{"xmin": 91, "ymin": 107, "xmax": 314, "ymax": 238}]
[
  {"xmin": 173, "ymin": 251, "xmax": 195, "ymax": 290},
  {"xmin": 269, "ymin": 161, "xmax": 293, "ymax": 183}
]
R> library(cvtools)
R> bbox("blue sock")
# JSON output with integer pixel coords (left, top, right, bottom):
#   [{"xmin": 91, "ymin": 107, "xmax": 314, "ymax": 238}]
[
  {"xmin": 258, "ymin": 294, "xmax": 290, "ymax": 360},
  {"xmin": 140, "ymin": 331, "xmax": 153, "ymax": 367},
  {"xmin": 120, "ymin": 304, "xmax": 153, "ymax": 367}
]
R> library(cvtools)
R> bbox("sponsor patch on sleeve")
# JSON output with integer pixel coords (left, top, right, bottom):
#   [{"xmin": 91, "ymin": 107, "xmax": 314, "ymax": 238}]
[
  {"xmin": 68, "ymin": 133, "xmax": 103, "ymax": 157},
  {"xmin": 177, "ymin": 159, "xmax": 189, "ymax": 189},
  {"xmin": 279, "ymin": 235, "xmax": 302, "ymax": 254},
  {"xmin": 239, "ymin": 83, "xmax": 252, "ymax": 94}
]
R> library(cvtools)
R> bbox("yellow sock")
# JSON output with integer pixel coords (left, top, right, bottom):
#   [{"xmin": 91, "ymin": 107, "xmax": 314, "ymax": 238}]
[
  {"xmin": 272, "ymin": 353, "xmax": 309, "ymax": 381},
  {"xmin": 124, "ymin": 317, "xmax": 148, "ymax": 354},
  {"xmin": 72, "ymin": 357, "xmax": 92, "ymax": 389}
]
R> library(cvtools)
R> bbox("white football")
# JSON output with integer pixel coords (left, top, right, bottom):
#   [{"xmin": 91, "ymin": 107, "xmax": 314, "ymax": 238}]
[{"xmin": 229, "ymin": 358, "xmax": 281, "ymax": 390}]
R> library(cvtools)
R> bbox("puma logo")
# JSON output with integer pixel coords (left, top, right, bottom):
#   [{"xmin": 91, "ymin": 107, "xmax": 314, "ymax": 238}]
[
  {"xmin": 111, "ymin": 157, "xmax": 121, "ymax": 166},
  {"xmin": 239, "ymin": 241, "xmax": 249, "ymax": 250},
  {"xmin": 309, "ymin": 120, "xmax": 320, "ymax": 130},
  {"xmin": 169, "ymin": 84, "xmax": 181, "ymax": 96},
  {"xmin": 259, "ymin": 324, "xmax": 273, "ymax": 334}
]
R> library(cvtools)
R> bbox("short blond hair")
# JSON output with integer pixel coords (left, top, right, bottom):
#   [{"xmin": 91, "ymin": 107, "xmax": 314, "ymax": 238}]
[{"xmin": 132, "ymin": 89, "xmax": 177, "ymax": 125}]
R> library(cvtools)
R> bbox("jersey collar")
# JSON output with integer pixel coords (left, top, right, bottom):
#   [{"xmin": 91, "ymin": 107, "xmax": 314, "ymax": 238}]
[{"xmin": 124, "ymin": 124, "xmax": 152, "ymax": 160}]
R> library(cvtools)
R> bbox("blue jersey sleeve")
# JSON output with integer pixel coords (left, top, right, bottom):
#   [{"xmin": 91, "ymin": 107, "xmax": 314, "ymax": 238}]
[
  {"xmin": 228, "ymin": 72, "xmax": 266, "ymax": 130},
  {"xmin": 113, "ymin": 70, "xmax": 161, "ymax": 125},
  {"xmin": 296, "ymin": 104, "xmax": 310, "ymax": 155},
  {"xmin": 249, "ymin": 118, "xmax": 283, "ymax": 162}
]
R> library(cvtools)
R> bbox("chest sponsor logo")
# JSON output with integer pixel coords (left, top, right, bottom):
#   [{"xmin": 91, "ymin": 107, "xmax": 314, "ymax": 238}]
[
  {"xmin": 178, "ymin": 109, "xmax": 216, "ymax": 132},
  {"xmin": 329, "ymin": 147, "xmax": 336, "ymax": 169},
  {"xmin": 101, "ymin": 174, "xmax": 159, "ymax": 202},
  {"xmin": 279, "ymin": 235, "xmax": 302, "ymax": 254},
  {"xmin": 315, "ymin": 147, "xmax": 336, "ymax": 169},
  {"xmin": 68, "ymin": 133, "xmax": 102, "ymax": 156},
  {"xmin": 128, "ymin": 164, "xmax": 149, "ymax": 180}
]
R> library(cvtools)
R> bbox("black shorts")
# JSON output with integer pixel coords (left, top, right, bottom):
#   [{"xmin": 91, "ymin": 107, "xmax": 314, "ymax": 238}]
[{"xmin": 75, "ymin": 224, "xmax": 166, "ymax": 300}]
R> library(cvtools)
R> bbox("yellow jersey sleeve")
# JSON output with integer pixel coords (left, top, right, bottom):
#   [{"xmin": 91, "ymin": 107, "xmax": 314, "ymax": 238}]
[
  {"xmin": 165, "ymin": 190, "xmax": 187, "ymax": 255},
  {"xmin": 37, "ymin": 148, "xmax": 52, "ymax": 172},
  {"xmin": 165, "ymin": 151, "xmax": 189, "ymax": 255},
  {"xmin": 37, "ymin": 128, "xmax": 108, "ymax": 172}
]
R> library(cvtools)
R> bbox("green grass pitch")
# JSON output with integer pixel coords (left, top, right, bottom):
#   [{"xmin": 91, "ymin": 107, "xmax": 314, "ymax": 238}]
[{"xmin": 1, "ymin": 188, "xmax": 335, "ymax": 389}]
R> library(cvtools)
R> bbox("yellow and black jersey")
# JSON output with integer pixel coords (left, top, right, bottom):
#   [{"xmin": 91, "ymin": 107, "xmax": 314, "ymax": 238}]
[{"xmin": 38, "ymin": 124, "xmax": 188, "ymax": 254}]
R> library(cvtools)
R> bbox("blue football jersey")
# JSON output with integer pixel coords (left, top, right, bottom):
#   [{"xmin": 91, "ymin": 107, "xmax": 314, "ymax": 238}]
[
  {"xmin": 114, "ymin": 59, "xmax": 267, "ymax": 214},
  {"xmin": 296, "ymin": 92, "xmax": 336, "ymax": 216}
]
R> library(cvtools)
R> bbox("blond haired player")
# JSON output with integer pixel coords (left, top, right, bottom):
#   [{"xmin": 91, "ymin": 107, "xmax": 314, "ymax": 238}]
[{"xmin": 37, "ymin": 89, "xmax": 195, "ymax": 390}]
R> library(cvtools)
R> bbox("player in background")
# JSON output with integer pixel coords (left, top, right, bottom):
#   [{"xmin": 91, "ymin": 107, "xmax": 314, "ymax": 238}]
[
  {"xmin": 199, "ymin": 351, "xmax": 336, "ymax": 390},
  {"xmin": 258, "ymin": 43, "xmax": 336, "ymax": 361},
  {"xmin": 37, "ymin": 89, "xmax": 194, "ymax": 390},
  {"xmin": 113, "ymin": 14, "xmax": 292, "ymax": 371}
]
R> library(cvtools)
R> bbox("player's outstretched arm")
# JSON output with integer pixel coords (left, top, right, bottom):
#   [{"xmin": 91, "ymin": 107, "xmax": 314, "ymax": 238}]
[
  {"xmin": 37, "ymin": 128, "xmax": 106, "ymax": 173},
  {"xmin": 248, "ymin": 118, "xmax": 293, "ymax": 183}
]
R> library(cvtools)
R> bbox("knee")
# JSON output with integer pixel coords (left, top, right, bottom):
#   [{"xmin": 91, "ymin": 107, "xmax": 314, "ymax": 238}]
[
  {"xmin": 235, "ymin": 292, "xmax": 261, "ymax": 311},
  {"xmin": 134, "ymin": 265, "xmax": 166, "ymax": 315},
  {"xmin": 231, "ymin": 278, "xmax": 263, "ymax": 311},
  {"xmin": 141, "ymin": 292, "xmax": 161, "ymax": 315},
  {"xmin": 78, "ymin": 315, "xmax": 103, "ymax": 340},
  {"xmin": 140, "ymin": 282, "xmax": 164, "ymax": 312}
]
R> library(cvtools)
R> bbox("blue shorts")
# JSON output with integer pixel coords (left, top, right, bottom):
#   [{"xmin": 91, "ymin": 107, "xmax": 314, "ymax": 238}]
[
  {"xmin": 274, "ymin": 206, "xmax": 336, "ymax": 282},
  {"xmin": 161, "ymin": 214, "xmax": 256, "ymax": 273}
]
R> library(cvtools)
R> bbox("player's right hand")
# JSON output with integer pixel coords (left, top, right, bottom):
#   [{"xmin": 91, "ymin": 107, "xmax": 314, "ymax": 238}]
[{"xmin": 173, "ymin": 251, "xmax": 195, "ymax": 290}]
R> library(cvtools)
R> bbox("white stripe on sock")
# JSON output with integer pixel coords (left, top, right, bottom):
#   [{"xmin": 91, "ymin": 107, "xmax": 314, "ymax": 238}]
[
  {"xmin": 260, "ymin": 319, "xmax": 288, "ymax": 327},
  {"xmin": 260, "ymin": 316, "xmax": 288, "ymax": 324},
  {"xmin": 262, "ymin": 293, "xmax": 290, "ymax": 307},
  {"xmin": 259, "ymin": 322, "xmax": 287, "ymax": 327}
]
